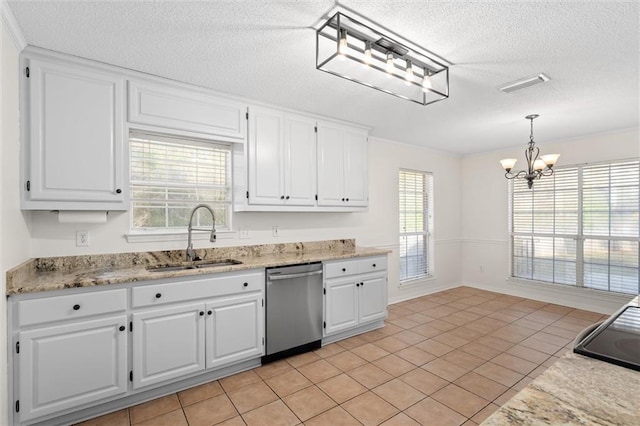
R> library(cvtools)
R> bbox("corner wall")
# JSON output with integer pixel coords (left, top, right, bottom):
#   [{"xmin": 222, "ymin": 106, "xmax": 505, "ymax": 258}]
[{"xmin": 461, "ymin": 128, "xmax": 640, "ymax": 313}]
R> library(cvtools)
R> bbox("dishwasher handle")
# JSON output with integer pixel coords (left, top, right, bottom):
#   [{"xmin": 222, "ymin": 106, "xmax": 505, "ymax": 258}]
[{"xmin": 268, "ymin": 269, "xmax": 323, "ymax": 281}]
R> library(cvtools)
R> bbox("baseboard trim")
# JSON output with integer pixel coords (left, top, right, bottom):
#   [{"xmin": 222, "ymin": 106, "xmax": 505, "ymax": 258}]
[{"xmin": 389, "ymin": 282, "xmax": 462, "ymax": 305}]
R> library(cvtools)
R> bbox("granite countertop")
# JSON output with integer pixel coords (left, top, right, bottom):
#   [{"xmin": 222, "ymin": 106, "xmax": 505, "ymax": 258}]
[
  {"xmin": 482, "ymin": 296, "xmax": 640, "ymax": 426},
  {"xmin": 6, "ymin": 239, "xmax": 390, "ymax": 295}
]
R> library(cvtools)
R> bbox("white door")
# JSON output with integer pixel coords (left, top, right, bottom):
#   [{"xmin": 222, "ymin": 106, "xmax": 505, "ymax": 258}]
[
  {"xmin": 18, "ymin": 316, "xmax": 127, "ymax": 421},
  {"xmin": 205, "ymin": 292, "xmax": 264, "ymax": 370},
  {"xmin": 358, "ymin": 275, "xmax": 387, "ymax": 324},
  {"xmin": 344, "ymin": 130, "xmax": 369, "ymax": 206},
  {"xmin": 284, "ymin": 115, "xmax": 317, "ymax": 205},
  {"xmin": 132, "ymin": 303, "xmax": 205, "ymax": 389},
  {"xmin": 324, "ymin": 278, "xmax": 358, "ymax": 335},
  {"xmin": 248, "ymin": 107, "xmax": 285, "ymax": 205},
  {"xmin": 27, "ymin": 59, "xmax": 125, "ymax": 206},
  {"xmin": 316, "ymin": 123, "xmax": 345, "ymax": 206}
]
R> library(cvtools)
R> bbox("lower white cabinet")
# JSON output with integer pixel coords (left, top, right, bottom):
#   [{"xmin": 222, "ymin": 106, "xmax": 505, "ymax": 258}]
[
  {"xmin": 132, "ymin": 303, "xmax": 206, "ymax": 389},
  {"xmin": 323, "ymin": 256, "xmax": 388, "ymax": 336},
  {"xmin": 18, "ymin": 315, "xmax": 128, "ymax": 422}
]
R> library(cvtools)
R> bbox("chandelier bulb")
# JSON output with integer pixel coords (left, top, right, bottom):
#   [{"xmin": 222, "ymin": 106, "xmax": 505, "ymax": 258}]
[
  {"xmin": 422, "ymin": 68, "xmax": 432, "ymax": 92},
  {"xmin": 405, "ymin": 60, "xmax": 414, "ymax": 85},
  {"xmin": 386, "ymin": 52, "xmax": 395, "ymax": 75},
  {"xmin": 533, "ymin": 159, "xmax": 546, "ymax": 171},
  {"xmin": 500, "ymin": 158, "xmax": 518, "ymax": 172},
  {"xmin": 338, "ymin": 29, "xmax": 348, "ymax": 56},
  {"xmin": 540, "ymin": 154, "xmax": 560, "ymax": 168}
]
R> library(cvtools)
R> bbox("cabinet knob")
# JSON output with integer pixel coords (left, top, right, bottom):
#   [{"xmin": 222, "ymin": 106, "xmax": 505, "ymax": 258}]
[
  {"xmin": 341, "ymin": 198, "xmax": 345, "ymax": 202},
  {"xmin": 243, "ymin": 282, "xmax": 248, "ymax": 287},
  {"xmin": 119, "ymin": 325, "xmax": 126, "ymax": 332},
  {"xmin": 280, "ymin": 195, "xmax": 285, "ymax": 200},
  {"xmin": 372, "ymin": 264, "xmax": 376, "ymax": 268},
  {"xmin": 207, "ymin": 310, "xmax": 212, "ymax": 315},
  {"xmin": 356, "ymin": 283, "xmax": 360, "ymax": 287},
  {"xmin": 342, "ymin": 268, "xmax": 346, "ymax": 272},
  {"xmin": 361, "ymin": 282, "xmax": 364, "ymax": 286},
  {"xmin": 73, "ymin": 304, "xmax": 80, "ymax": 311},
  {"xmin": 155, "ymin": 293, "xmax": 162, "ymax": 299},
  {"xmin": 285, "ymin": 195, "xmax": 290, "ymax": 200},
  {"xmin": 346, "ymin": 198, "xmax": 349, "ymax": 202},
  {"xmin": 199, "ymin": 311, "xmax": 205, "ymax": 316},
  {"xmin": 115, "ymin": 188, "xmax": 122, "ymax": 194}
]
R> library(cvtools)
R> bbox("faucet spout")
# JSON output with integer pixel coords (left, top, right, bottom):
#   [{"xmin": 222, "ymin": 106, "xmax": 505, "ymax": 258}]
[{"xmin": 186, "ymin": 204, "xmax": 216, "ymax": 261}]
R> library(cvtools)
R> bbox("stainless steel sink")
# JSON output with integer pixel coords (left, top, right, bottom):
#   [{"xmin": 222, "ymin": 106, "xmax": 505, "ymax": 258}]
[{"xmin": 146, "ymin": 259, "xmax": 242, "ymax": 272}]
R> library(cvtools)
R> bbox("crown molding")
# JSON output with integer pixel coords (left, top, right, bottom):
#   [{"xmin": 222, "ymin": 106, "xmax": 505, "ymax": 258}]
[{"xmin": 0, "ymin": 1, "xmax": 27, "ymax": 51}]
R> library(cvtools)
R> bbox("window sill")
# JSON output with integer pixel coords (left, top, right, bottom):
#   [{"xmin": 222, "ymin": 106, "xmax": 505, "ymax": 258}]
[
  {"xmin": 125, "ymin": 230, "xmax": 235, "ymax": 243},
  {"xmin": 399, "ymin": 274, "xmax": 436, "ymax": 287}
]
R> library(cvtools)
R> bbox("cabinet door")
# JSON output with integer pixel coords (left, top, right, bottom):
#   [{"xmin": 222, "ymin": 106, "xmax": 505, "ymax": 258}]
[
  {"xmin": 248, "ymin": 108, "xmax": 285, "ymax": 205},
  {"xmin": 316, "ymin": 124, "xmax": 345, "ymax": 206},
  {"xmin": 132, "ymin": 303, "xmax": 205, "ymax": 389},
  {"xmin": 344, "ymin": 130, "xmax": 369, "ymax": 206},
  {"xmin": 358, "ymin": 275, "xmax": 387, "ymax": 324},
  {"xmin": 324, "ymin": 278, "xmax": 358, "ymax": 335},
  {"xmin": 18, "ymin": 316, "xmax": 127, "ymax": 421},
  {"xmin": 26, "ymin": 59, "xmax": 125, "ymax": 208},
  {"xmin": 284, "ymin": 115, "xmax": 317, "ymax": 206},
  {"xmin": 205, "ymin": 292, "xmax": 264, "ymax": 370}
]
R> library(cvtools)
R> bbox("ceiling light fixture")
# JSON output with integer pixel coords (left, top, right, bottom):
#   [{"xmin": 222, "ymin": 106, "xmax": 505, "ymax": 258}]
[
  {"xmin": 500, "ymin": 114, "xmax": 560, "ymax": 189},
  {"xmin": 316, "ymin": 12, "xmax": 449, "ymax": 106}
]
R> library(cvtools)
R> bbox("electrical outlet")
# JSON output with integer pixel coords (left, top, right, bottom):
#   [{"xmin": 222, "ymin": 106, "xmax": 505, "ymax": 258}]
[
  {"xmin": 239, "ymin": 229, "xmax": 250, "ymax": 239},
  {"xmin": 76, "ymin": 230, "xmax": 89, "ymax": 247},
  {"xmin": 272, "ymin": 226, "xmax": 279, "ymax": 237}
]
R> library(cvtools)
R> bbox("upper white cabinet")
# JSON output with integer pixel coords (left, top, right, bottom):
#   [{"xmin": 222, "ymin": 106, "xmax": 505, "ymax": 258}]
[
  {"xmin": 247, "ymin": 107, "xmax": 316, "ymax": 206},
  {"xmin": 317, "ymin": 121, "xmax": 369, "ymax": 207},
  {"xmin": 22, "ymin": 56, "xmax": 127, "ymax": 210},
  {"xmin": 128, "ymin": 81, "xmax": 247, "ymax": 142}
]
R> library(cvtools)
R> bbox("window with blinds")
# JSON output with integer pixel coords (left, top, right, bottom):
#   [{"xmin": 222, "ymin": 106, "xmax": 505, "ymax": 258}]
[
  {"xmin": 399, "ymin": 170, "xmax": 434, "ymax": 282},
  {"xmin": 509, "ymin": 159, "xmax": 640, "ymax": 295},
  {"xmin": 129, "ymin": 132, "xmax": 231, "ymax": 231}
]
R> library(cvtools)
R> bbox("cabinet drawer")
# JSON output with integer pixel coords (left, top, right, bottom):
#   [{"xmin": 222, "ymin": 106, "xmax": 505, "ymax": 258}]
[
  {"xmin": 324, "ymin": 260, "xmax": 359, "ymax": 279},
  {"xmin": 18, "ymin": 289, "xmax": 127, "ymax": 327},
  {"xmin": 359, "ymin": 256, "xmax": 387, "ymax": 274},
  {"xmin": 132, "ymin": 271, "xmax": 264, "ymax": 308}
]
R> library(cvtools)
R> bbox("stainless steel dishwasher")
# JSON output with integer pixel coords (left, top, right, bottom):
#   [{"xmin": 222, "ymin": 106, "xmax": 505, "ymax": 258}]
[{"xmin": 263, "ymin": 262, "xmax": 323, "ymax": 363}]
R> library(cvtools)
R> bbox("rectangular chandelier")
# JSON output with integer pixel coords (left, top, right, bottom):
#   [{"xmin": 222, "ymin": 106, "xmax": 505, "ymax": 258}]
[{"xmin": 316, "ymin": 12, "xmax": 449, "ymax": 106}]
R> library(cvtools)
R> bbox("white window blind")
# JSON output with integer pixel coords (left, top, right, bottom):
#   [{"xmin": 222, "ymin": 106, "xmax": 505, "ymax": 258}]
[
  {"xmin": 509, "ymin": 159, "xmax": 640, "ymax": 295},
  {"xmin": 399, "ymin": 170, "xmax": 434, "ymax": 282},
  {"xmin": 130, "ymin": 132, "xmax": 231, "ymax": 231}
]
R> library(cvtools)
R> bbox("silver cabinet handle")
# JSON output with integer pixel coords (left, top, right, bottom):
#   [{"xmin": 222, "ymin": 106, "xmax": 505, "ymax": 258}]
[{"xmin": 268, "ymin": 270, "xmax": 323, "ymax": 281}]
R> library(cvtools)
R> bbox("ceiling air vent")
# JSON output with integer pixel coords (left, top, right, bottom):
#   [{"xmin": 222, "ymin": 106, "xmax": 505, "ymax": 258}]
[{"xmin": 499, "ymin": 73, "xmax": 550, "ymax": 93}]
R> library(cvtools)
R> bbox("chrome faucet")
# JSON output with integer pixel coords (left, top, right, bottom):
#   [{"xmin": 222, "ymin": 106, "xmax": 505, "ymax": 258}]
[{"xmin": 186, "ymin": 204, "xmax": 216, "ymax": 261}]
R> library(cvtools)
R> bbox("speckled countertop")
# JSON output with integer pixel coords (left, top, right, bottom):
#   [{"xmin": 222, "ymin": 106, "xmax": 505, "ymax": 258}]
[
  {"xmin": 482, "ymin": 296, "xmax": 640, "ymax": 426},
  {"xmin": 6, "ymin": 239, "xmax": 390, "ymax": 295}
]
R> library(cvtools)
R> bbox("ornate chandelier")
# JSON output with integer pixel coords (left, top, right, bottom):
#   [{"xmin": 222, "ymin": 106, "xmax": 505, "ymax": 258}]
[{"xmin": 500, "ymin": 114, "xmax": 559, "ymax": 189}]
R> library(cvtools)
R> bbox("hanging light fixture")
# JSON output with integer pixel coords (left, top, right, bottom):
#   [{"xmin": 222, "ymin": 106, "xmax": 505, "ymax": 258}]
[
  {"xmin": 316, "ymin": 11, "xmax": 449, "ymax": 106},
  {"xmin": 500, "ymin": 114, "xmax": 560, "ymax": 189}
]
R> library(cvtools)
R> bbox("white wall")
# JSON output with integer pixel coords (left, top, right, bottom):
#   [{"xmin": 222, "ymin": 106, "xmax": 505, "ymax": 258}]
[
  {"xmin": 1, "ymin": 14, "xmax": 30, "ymax": 426},
  {"xmin": 461, "ymin": 128, "xmax": 640, "ymax": 313}
]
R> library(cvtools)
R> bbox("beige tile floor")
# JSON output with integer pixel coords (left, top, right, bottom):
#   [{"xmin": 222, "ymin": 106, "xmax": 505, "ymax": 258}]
[{"xmin": 77, "ymin": 286, "xmax": 607, "ymax": 426}]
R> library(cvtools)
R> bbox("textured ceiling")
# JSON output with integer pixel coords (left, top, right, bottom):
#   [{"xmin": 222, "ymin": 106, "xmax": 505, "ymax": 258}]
[{"xmin": 7, "ymin": 0, "xmax": 640, "ymax": 155}]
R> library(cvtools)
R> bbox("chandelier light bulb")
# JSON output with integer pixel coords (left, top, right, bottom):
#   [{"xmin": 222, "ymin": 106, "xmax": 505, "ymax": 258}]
[
  {"xmin": 405, "ymin": 60, "xmax": 414, "ymax": 85},
  {"xmin": 422, "ymin": 68, "xmax": 432, "ymax": 92},
  {"xmin": 541, "ymin": 154, "xmax": 560, "ymax": 168},
  {"xmin": 500, "ymin": 159, "xmax": 518, "ymax": 172},
  {"xmin": 386, "ymin": 52, "xmax": 394, "ymax": 75},
  {"xmin": 338, "ymin": 29, "xmax": 348, "ymax": 56},
  {"xmin": 363, "ymin": 41, "xmax": 372, "ymax": 66},
  {"xmin": 533, "ymin": 159, "xmax": 546, "ymax": 171}
]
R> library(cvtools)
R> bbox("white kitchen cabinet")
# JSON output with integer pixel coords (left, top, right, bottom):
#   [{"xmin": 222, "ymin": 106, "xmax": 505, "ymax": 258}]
[
  {"xmin": 205, "ymin": 292, "xmax": 263, "ymax": 369},
  {"xmin": 22, "ymin": 56, "xmax": 127, "ymax": 210},
  {"xmin": 323, "ymin": 256, "xmax": 387, "ymax": 336},
  {"xmin": 18, "ymin": 316, "xmax": 128, "ymax": 422},
  {"xmin": 128, "ymin": 80, "xmax": 247, "ymax": 142},
  {"xmin": 131, "ymin": 303, "xmax": 206, "ymax": 389},
  {"xmin": 317, "ymin": 121, "xmax": 369, "ymax": 207},
  {"xmin": 247, "ymin": 107, "xmax": 316, "ymax": 206}
]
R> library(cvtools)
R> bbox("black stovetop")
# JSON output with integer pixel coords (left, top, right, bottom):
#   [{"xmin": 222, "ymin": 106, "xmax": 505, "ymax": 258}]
[{"xmin": 574, "ymin": 305, "xmax": 640, "ymax": 371}]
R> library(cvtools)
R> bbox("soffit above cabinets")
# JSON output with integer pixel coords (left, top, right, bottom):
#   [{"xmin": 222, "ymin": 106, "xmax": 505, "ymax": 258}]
[{"xmin": 7, "ymin": 1, "xmax": 640, "ymax": 154}]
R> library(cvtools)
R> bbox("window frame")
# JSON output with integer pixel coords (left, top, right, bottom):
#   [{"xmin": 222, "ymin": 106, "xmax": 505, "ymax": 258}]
[
  {"xmin": 127, "ymin": 131, "xmax": 233, "ymax": 241},
  {"xmin": 398, "ymin": 169, "xmax": 435, "ymax": 284},
  {"xmin": 508, "ymin": 158, "xmax": 640, "ymax": 295}
]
